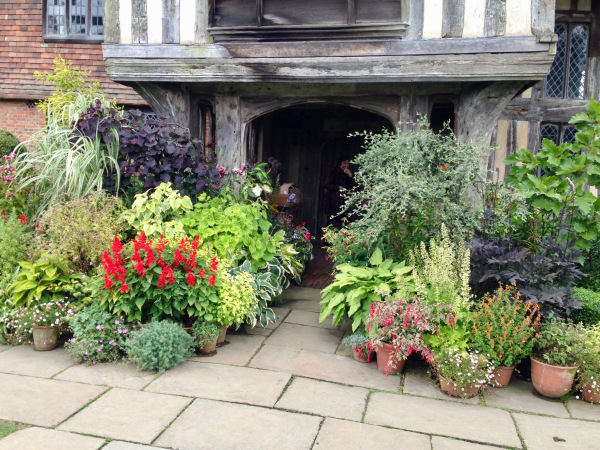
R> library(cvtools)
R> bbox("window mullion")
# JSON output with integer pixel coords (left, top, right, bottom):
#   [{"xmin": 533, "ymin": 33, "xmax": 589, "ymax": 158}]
[
  {"xmin": 348, "ymin": 0, "xmax": 357, "ymax": 25},
  {"xmin": 563, "ymin": 24, "xmax": 571, "ymax": 99}
]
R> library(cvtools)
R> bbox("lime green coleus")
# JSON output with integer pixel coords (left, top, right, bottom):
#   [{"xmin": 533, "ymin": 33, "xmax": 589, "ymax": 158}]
[{"xmin": 319, "ymin": 248, "xmax": 415, "ymax": 332}]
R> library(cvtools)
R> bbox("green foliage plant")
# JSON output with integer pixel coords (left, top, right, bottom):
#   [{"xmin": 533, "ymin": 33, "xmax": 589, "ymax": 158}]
[
  {"xmin": 570, "ymin": 287, "xmax": 600, "ymax": 326},
  {"xmin": 574, "ymin": 323, "xmax": 600, "ymax": 400},
  {"xmin": 504, "ymin": 98, "xmax": 600, "ymax": 253},
  {"xmin": 0, "ymin": 130, "xmax": 20, "ymax": 157},
  {"xmin": 8, "ymin": 256, "xmax": 80, "ymax": 308},
  {"xmin": 0, "ymin": 211, "xmax": 32, "ymax": 294},
  {"xmin": 182, "ymin": 192, "xmax": 284, "ymax": 271},
  {"xmin": 471, "ymin": 283, "xmax": 541, "ymax": 367},
  {"xmin": 192, "ymin": 320, "xmax": 221, "ymax": 347},
  {"xmin": 534, "ymin": 316, "xmax": 585, "ymax": 367},
  {"xmin": 322, "ymin": 221, "xmax": 376, "ymax": 267},
  {"xmin": 232, "ymin": 260, "xmax": 277, "ymax": 328},
  {"xmin": 118, "ymin": 182, "xmax": 193, "ymax": 240},
  {"xmin": 215, "ymin": 270, "xmax": 258, "ymax": 327},
  {"xmin": 341, "ymin": 119, "xmax": 484, "ymax": 262},
  {"xmin": 36, "ymin": 193, "xmax": 123, "ymax": 273},
  {"xmin": 341, "ymin": 331, "xmax": 369, "ymax": 349},
  {"xmin": 435, "ymin": 348, "xmax": 496, "ymax": 397},
  {"xmin": 64, "ymin": 303, "xmax": 129, "ymax": 365},
  {"xmin": 125, "ymin": 320, "xmax": 195, "ymax": 372},
  {"xmin": 319, "ymin": 248, "xmax": 415, "ymax": 332}
]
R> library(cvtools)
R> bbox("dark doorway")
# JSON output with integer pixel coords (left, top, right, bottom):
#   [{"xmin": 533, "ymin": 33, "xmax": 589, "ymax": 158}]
[{"xmin": 250, "ymin": 104, "xmax": 394, "ymax": 237}]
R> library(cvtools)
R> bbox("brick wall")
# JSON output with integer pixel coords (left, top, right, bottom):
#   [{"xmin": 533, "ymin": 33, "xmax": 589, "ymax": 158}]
[
  {"xmin": 0, "ymin": 1, "xmax": 143, "ymax": 105},
  {"xmin": 0, "ymin": 100, "xmax": 45, "ymax": 142}
]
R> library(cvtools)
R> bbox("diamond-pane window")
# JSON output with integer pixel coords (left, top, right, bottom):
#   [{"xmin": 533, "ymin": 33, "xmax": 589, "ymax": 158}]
[
  {"xmin": 540, "ymin": 124, "xmax": 559, "ymax": 147},
  {"xmin": 545, "ymin": 25, "xmax": 567, "ymax": 99},
  {"xmin": 45, "ymin": 0, "xmax": 103, "ymax": 39},
  {"xmin": 562, "ymin": 125, "xmax": 577, "ymax": 145}
]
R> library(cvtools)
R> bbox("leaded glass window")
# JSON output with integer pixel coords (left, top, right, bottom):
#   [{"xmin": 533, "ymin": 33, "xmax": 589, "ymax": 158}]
[
  {"xmin": 544, "ymin": 23, "xmax": 589, "ymax": 100},
  {"xmin": 540, "ymin": 123, "xmax": 578, "ymax": 148},
  {"xmin": 45, "ymin": 0, "xmax": 103, "ymax": 39}
]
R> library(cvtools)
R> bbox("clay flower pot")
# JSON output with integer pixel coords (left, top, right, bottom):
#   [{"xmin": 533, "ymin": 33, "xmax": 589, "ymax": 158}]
[
  {"xmin": 438, "ymin": 374, "xmax": 479, "ymax": 398},
  {"xmin": 200, "ymin": 340, "xmax": 217, "ymax": 355},
  {"xmin": 352, "ymin": 346, "xmax": 374, "ymax": 363},
  {"xmin": 216, "ymin": 325, "xmax": 227, "ymax": 346},
  {"xmin": 32, "ymin": 326, "xmax": 58, "ymax": 351},
  {"xmin": 582, "ymin": 383, "xmax": 600, "ymax": 404},
  {"xmin": 493, "ymin": 365, "xmax": 516, "ymax": 388},
  {"xmin": 530, "ymin": 357, "xmax": 577, "ymax": 398},
  {"xmin": 375, "ymin": 342, "xmax": 405, "ymax": 375}
]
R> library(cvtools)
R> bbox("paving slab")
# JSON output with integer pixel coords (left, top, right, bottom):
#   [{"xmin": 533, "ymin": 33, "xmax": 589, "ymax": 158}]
[
  {"xmin": 282, "ymin": 299, "xmax": 322, "ymax": 313},
  {"xmin": 365, "ymin": 392, "xmax": 521, "ymax": 448},
  {"xmin": 275, "ymin": 377, "xmax": 368, "ymax": 421},
  {"xmin": 282, "ymin": 286, "xmax": 322, "ymax": 302},
  {"xmin": 266, "ymin": 307, "xmax": 291, "ymax": 330},
  {"xmin": 54, "ymin": 361, "xmax": 156, "ymax": 390},
  {"xmin": 244, "ymin": 326, "xmax": 273, "ymax": 336},
  {"xmin": 190, "ymin": 334, "xmax": 265, "ymax": 366},
  {"xmin": 284, "ymin": 309, "xmax": 339, "ymax": 330},
  {"xmin": 513, "ymin": 412, "xmax": 600, "ymax": 449},
  {"xmin": 0, "ymin": 373, "xmax": 106, "ymax": 427},
  {"xmin": 145, "ymin": 361, "xmax": 290, "ymax": 407},
  {"xmin": 567, "ymin": 398, "xmax": 600, "ymax": 421},
  {"xmin": 265, "ymin": 322, "xmax": 344, "ymax": 353},
  {"xmin": 313, "ymin": 417, "xmax": 430, "ymax": 449},
  {"xmin": 403, "ymin": 367, "xmax": 480, "ymax": 405},
  {"xmin": 58, "ymin": 388, "xmax": 190, "ymax": 444},
  {"xmin": 0, "ymin": 344, "xmax": 9, "ymax": 353},
  {"xmin": 431, "ymin": 436, "xmax": 500, "ymax": 449},
  {"xmin": 103, "ymin": 442, "xmax": 165, "ymax": 450},
  {"xmin": 483, "ymin": 379, "xmax": 569, "ymax": 417},
  {"xmin": 155, "ymin": 398, "xmax": 322, "ymax": 450},
  {"xmin": 0, "ymin": 345, "xmax": 73, "ymax": 378},
  {"xmin": 0, "ymin": 427, "xmax": 105, "ymax": 450},
  {"xmin": 250, "ymin": 344, "xmax": 400, "ymax": 391}
]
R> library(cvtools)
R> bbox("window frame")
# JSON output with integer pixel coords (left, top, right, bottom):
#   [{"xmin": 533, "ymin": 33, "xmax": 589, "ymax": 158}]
[
  {"xmin": 539, "ymin": 122, "xmax": 578, "ymax": 148},
  {"xmin": 42, "ymin": 0, "xmax": 104, "ymax": 43}
]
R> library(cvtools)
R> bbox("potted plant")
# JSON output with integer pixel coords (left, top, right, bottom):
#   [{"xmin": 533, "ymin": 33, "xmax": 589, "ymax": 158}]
[
  {"xmin": 574, "ymin": 323, "xmax": 600, "ymax": 404},
  {"xmin": 365, "ymin": 296, "xmax": 438, "ymax": 376},
  {"xmin": 341, "ymin": 331, "xmax": 373, "ymax": 363},
  {"xmin": 471, "ymin": 283, "xmax": 541, "ymax": 387},
  {"xmin": 435, "ymin": 347, "xmax": 496, "ymax": 398},
  {"xmin": 193, "ymin": 321, "xmax": 221, "ymax": 355},
  {"xmin": 531, "ymin": 316, "xmax": 584, "ymax": 398}
]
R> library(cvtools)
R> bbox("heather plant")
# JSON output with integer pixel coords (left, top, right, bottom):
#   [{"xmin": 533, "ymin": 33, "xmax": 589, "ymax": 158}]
[
  {"xmin": 64, "ymin": 303, "xmax": 129, "ymax": 365},
  {"xmin": 125, "ymin": 320, "xmax": 195, "ymax": 372},
  {"xmin": 36, "ymin": 193, "xmax": 123, "ymax": 273}
]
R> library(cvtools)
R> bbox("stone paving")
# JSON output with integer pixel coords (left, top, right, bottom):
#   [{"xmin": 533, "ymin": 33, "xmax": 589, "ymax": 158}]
[{"xmin": 1, "ymin": 286, "xmax": 599, "ymax": 449}]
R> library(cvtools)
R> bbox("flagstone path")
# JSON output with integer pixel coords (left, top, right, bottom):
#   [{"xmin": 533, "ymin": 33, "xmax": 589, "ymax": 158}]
[{"xmin": 1, "ymin": 286, "xmax": 599, "ymax": 449}]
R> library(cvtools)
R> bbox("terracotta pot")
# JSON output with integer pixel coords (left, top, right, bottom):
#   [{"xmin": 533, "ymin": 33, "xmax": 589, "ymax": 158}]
[
  {"xmin": 375, "ymin": 342, "xmax": 405, "ymax": 375},
  {"xmin": 216, "ymin": 325, "xmax": 227, "ymax": 346},
  {"xmin": 352, "ymin": 346, "xmax": 374, "ymax": 363},
  {"xmin": 582, "ymin": 384, "xmax": 600, "ymax": 404},
  {"xmin": 200, "ymin": 340, "xmax": 217, "ymax": 355},
  {"xmin": 267, "ymin": 193, "xmax": 297, "ymax": 207},
  {"xmin": 32, "ymin": 326, "xmax": 58, "ymax": 351},
  {"xmin": 530, "ymin": 357, "xmax": 577, "ymax": 398},
  {"xmin": 438, "ymin": 374, "xmax": 479, "ymax": 398},
  {"xmin": 493, "ymin": 365, "xmax": 516, "ymax": 388}
]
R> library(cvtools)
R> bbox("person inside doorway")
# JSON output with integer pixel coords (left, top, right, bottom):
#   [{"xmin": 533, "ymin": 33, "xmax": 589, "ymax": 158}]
[{"xmin": 324, "ymin": 156, "xmax": 355, "ymax": 229}]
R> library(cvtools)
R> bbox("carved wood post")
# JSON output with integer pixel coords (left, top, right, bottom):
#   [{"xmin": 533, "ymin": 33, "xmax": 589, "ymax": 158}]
[{"xmin": 215, "ymin": 95, "xmax": 243, "ymax": 169}]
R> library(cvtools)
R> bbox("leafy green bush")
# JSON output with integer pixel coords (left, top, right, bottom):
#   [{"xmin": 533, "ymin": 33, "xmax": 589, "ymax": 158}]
[
  {"xmin": 0, "ymin": 130, "xmax": 20, "ymax": 157},
  {"xmin": 0, "ymin": 211, "xmax": 32, "ymax": 295},
  {"xmin": 215, "ymin": 269, "xmax": 258, "ymax": 327},
  {"xmin": 36, "ymin": 193, "xmax": 123, "ymax": 273},
  {"xmin": 125, "ymin": 320, "xmax": 195, "ymax": 372},
  {"xmin": 192, "ymin": 320, "xmax": 221, "ymax": 347},
  {"xmin": 534, "ymin": 316, "xmax": 585, "ymax": 367},
  {"xmin": 232, "ymin": 260, "xmax": 277, "ymax": 328},
  {"xmin": 319, "ymin": 248, "xmax": 415, "ymax": 331},
  {"xmin": 64, "ymin": 303, "xmax": 130, "ymax": 365},
  {"xmin": 570, "ymin": 287, "xmax": 600, "ymax": 326}
]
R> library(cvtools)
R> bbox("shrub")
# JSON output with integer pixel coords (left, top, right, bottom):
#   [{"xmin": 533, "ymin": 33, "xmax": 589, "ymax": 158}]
[
  {"xmin": 36, "ymin": 193, "xmax": 123, "ymax": 273},
  {"xmin": 570, "ymin": 287, "xmax": 600, "ymax": 326},
  {"xmin": 192, "ymin": 321, "xmax": 221, "ymax": 347},
  {"xmin": 534, "ymin": 316, "xmax": 585, "ymax": 367},
  {"xmin": 64, "ymin": 303, "xmax": 130, "ymax": 365},
  {"xmin": 0, "ymin": 211, "xmax": 32, "ymax": 294},
  {"xmin": 0, "ymin": 130, "xmax": 20, "ymax": 157},
  {"xmin": 125, "ymin": 320, "xmax": 195, "ymax": 372},
  {"xmin": 215, "ymin": 270, "xmax": 258, "ymax": 327}
]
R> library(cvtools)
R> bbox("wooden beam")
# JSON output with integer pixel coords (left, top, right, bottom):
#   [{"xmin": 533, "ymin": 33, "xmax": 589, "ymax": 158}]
[
  {"xmin": 500, "ymin": 97, "xmax": 590, "ymax": 122},
  {"xmin": 104, "ymin": 0, "xmax": 121, "ymax": 44},
  {"xmin": 195, "ymin": 0, "xmax": 210, "ymax": 43},
  {"xmin": 484, "ymin": 0, "xmax": 506, "ymax": 37},
  {"xmin": 132, "ymin": 0, "xmax": 148, "ymax": 44},
  {"xmin": 443, "ymin": 0, "xmax": 465, "ymax": 38},
  {"xmin": 531, "ymin": 0, "xmax": 555, "ymax": 36},
  {"xmin": 215, "ymin": 95, "xmax": 243, "ymax": 169},
  {"xmin": 163, "ymin": 0, "xmax": 180, "ymax": 44},
  {"xmin": 132, "ymin": 82, "xmax": 191, "ymax": 128}
]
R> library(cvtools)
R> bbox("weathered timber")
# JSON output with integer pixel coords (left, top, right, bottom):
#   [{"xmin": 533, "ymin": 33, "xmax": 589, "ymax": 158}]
[
  {"xmin": 163, "ymin": 0, "xmax": 180, "ymax": 44},
  {"xmin": 196, "ymin": 0, "xmax": 210, "ymax": 43},
  {"xmin": 526, "ymin": 120, "xmax": 541, "ymax": 154},
  {"xmin": 399, "ymin": 95, "xmax": 429, "ymax": 131},
  {"xmin": 587, "ymin": 57, "xmax": 600, "ymax": 100},
  {"xmin": 405, "ymin": 0, "xmax": 424, "ymax": 40},
  {"xmin": 104, "ymin": 0, "xmax": 121, "ymax": 44},
  {"xmin": 499, "ymin": 97, "xmax": 590, "ymax": 122},
  {"xmin": 104, "ymin": 52, "xmax": 555, "ymax": 84},
  {"xmin": 132, "ymin": 0, "xmax": 148, "ymax": 44},
  {"xmin": 457, "ymin": 81, "xmax": 526, "ymax": 144},
  {"xmin": 132, "ymin": 82, "xmax": 191, "ymax": 128},
  {"xmin": 215, "ymin": 95, "xmax": 242, "ymax": 169},
  {"xmin": 484, "ymin": 0, "xmax": 506, "ymax": 37},
  {"xmin": 531, "ymin": 0, "xmax": 555, "ymax": 36},
  {"xmin": 442, "ymin": 0, "xmax": 465, "ymax": 38},
  {"xmin": 103, "ymin": 36, "xmax": 548, "ymax": 60}
]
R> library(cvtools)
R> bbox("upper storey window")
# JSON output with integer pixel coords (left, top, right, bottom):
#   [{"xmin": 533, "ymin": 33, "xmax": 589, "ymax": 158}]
[
  {"xmin": 45, "ymin": 0, "xmax": 104, "ymax": 41},
  {"xmin": 544, "ymin": 22, "xmax": 589, "ymax": 100},
  {"xmin": 209, "ymin": 0, "xmax": 406, "ymax": 42}
]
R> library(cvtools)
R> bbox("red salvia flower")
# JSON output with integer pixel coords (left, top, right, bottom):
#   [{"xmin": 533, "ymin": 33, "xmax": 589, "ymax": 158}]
[
  {"xmin": 18, "ymin": 214, "xmax": 26, "ymax": 225},
  {"xmin": 208, "ymin": 274, "xmax": 216, "ymax": 287}
]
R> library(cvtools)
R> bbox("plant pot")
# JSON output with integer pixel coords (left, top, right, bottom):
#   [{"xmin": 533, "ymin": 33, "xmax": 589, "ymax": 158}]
[
  {"xmin": 582, "ymin": 383, "xmax": 600, "ymax": 404},
  {"xmin": 352, "ymin": 346, "xmax": 374, "ymax": 363},
  {"xmin": 530, "ymin": 357, "xmax": 577, "ymax": 398},
  {"xmin": 200, "ymin": 340, "xmax": 218, "ymax": 355},
  {"xmin": 32, "ymin": 326, "xmax": 58, "ymax": 351},
  {"xmin": 438, "ymin": 374, "xmax": 480, "ymax": 398},
  {"xmin": 375, "ymin": 342, "xmax": 405, "ymax": 375},
  {"xmin": 267, "ymin": 193, "xmax": 299, "ymax": 207},
  {"xmin": 493, "ymin": 365, "xmax": 516, "ymax": 388},
  {"xmin": 216, "ymin": 325, "xmax": 227, "ymax": 346}
]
